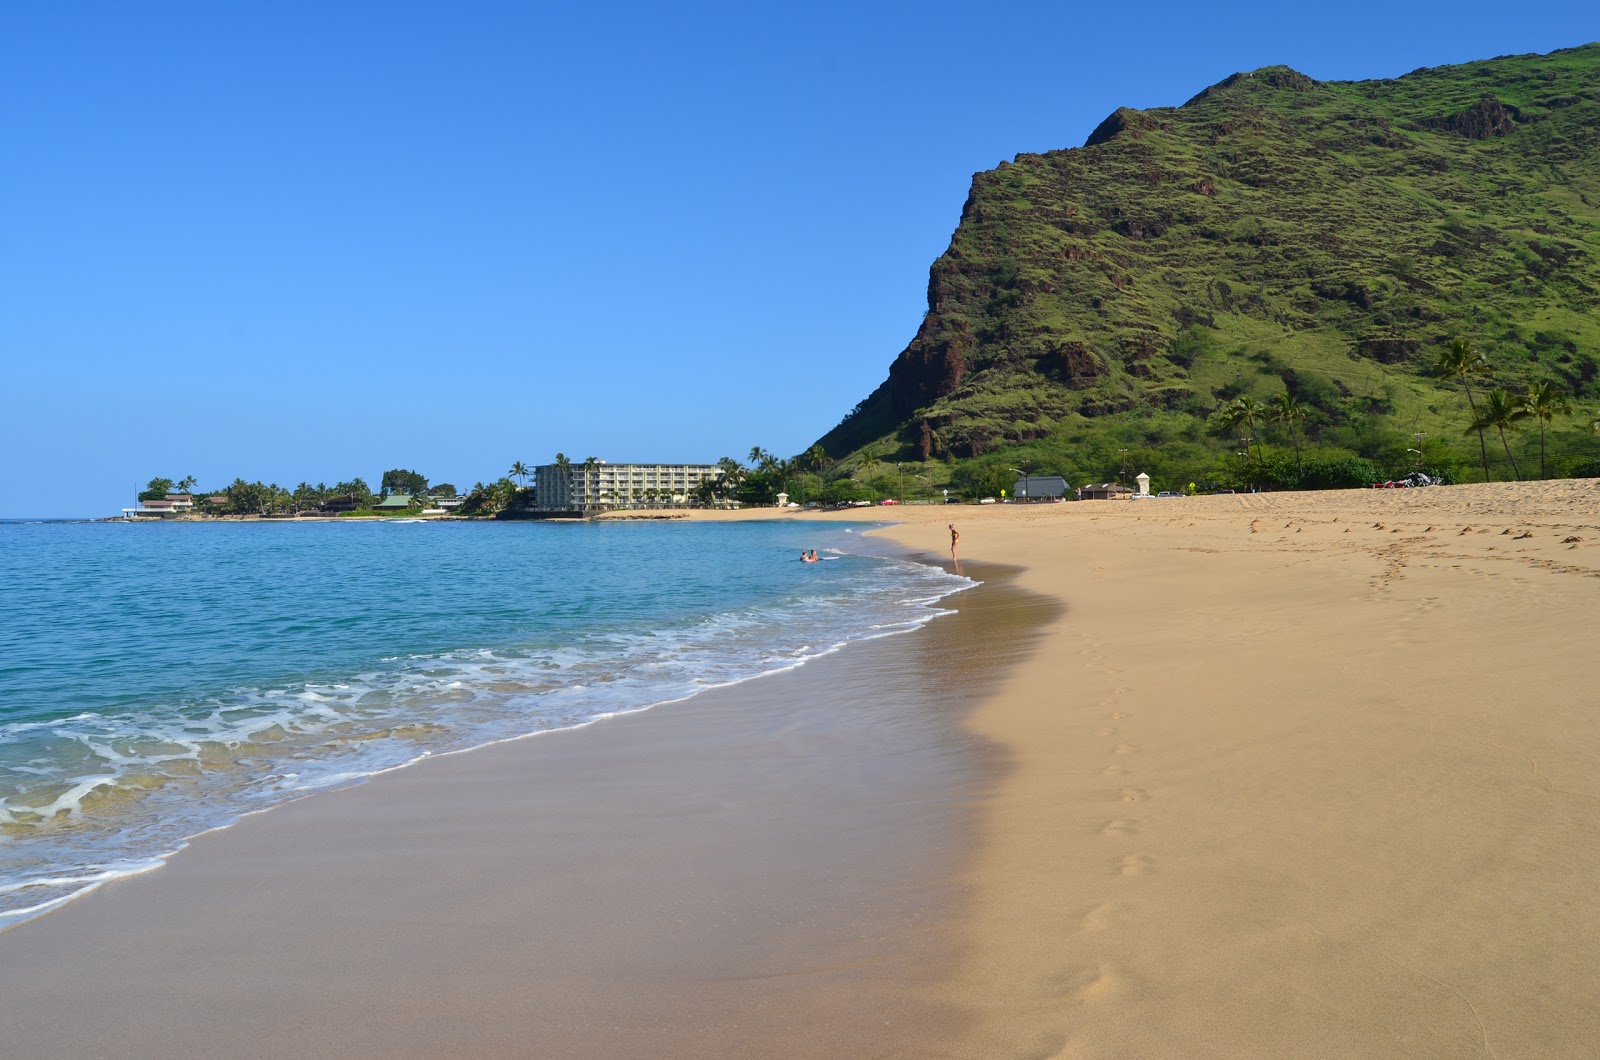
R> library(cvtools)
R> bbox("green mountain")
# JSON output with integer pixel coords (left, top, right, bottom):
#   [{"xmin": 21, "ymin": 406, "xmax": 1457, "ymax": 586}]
[{"xmin": 818, "ymin": 44, "xmax": 1600, "ymax": 493}]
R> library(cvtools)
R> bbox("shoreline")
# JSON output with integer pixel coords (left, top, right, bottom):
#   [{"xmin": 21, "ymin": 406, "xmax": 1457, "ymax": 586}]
[
  {"xmin": 0, "ymin": 524, "xmax": 970, "ymax": 934},
  {"xmin": 0, "ymin": 558, "xmax": 1057, "ymax": 1057},
  {"xmin": 5, "ymin": 480, "xmax": 1598, "ymax": 1055}
]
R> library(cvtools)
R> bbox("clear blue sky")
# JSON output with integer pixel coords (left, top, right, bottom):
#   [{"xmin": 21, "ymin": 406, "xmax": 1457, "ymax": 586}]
[{"xmin": 4, "ymin": 1, "xmax": 1595, "ymax": 516}]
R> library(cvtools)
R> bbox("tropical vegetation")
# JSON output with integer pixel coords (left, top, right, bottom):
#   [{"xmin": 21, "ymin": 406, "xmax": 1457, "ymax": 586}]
[{"xmin": 811, "ymin": 44, "xmax": 1600, "ymax": 494}]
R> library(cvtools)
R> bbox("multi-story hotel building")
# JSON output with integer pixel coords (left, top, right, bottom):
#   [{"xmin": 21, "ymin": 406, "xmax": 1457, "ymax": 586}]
[{"xmin": 532, "ymin": 461, "xmax": 726, "ymax": 512}]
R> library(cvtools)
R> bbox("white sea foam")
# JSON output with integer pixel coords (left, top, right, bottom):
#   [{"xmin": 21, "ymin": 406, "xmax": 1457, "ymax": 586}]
[{"xmin": 0, "ymin": 543, "xmax": 973, "ymax": 927}]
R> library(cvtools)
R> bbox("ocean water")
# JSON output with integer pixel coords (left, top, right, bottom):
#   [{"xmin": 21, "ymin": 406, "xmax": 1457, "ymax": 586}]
[{"xmin": 0, "ymin": 517, "xmax": 971, "ymax": 926}]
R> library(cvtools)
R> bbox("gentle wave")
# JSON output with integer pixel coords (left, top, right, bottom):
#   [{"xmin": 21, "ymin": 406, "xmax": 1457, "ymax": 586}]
[{"xmin": 0, "ymin": 545, "xmax": 971, "ymax": 925}]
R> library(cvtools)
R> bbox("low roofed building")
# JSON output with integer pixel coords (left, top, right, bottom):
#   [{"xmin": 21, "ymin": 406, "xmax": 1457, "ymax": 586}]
[
  {"xmin": 1078, "ymin": 482, "xmax": 1134, "ymax": 501},
  {"xmin": 1012, "ymin": 475, "xmax": 1070, "ymax": 501}
]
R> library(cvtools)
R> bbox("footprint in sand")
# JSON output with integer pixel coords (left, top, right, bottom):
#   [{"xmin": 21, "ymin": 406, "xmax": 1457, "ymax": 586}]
[
  {"xmin": 1079, "ymin": 902, "xmax": 1119, "ymax": 932},
  {"xmin": 1095, "ymin": 727, "xmax": 1118, "ymax": 737},
  {"xmin": 1114, "ymin": 744, "xmax": 1138, "ymax": 756},
  {"xmin": 1116, "ymin": 854, "xmax": 1156, "ymax": 876},
  {"xmin": 1111, "ymin": 711, "xmax": 1132, "ymax": 720},
  {"xmin": 1049, "ymin": 963, "xmax": 1127, "ymax": 1005},
  {"xmin": 1102, "ymin": 764, "xmax": 1132, "ymax": 777},
  {"xmin": 1100, "ymin": 819, "xmax": 1139, "ymax": 837},
  {"xmin": 1120, "ymin": 787, "xmax": 1150, "ymax": 802}
]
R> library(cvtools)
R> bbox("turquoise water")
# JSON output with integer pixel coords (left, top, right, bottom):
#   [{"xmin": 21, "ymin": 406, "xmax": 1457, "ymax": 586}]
[{"xmin": 0, "ymin": 518, "xmax": 970, "ymax": 924}]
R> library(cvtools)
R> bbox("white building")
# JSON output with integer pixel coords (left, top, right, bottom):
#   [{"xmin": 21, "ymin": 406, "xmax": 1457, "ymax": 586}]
[
  {"xmin": 121, "ymin": 494, "xmax": 196, "ymax": 519},
  {"xmin": 532, "ymin": 461, "xmax": 725, "ymax": 512}
]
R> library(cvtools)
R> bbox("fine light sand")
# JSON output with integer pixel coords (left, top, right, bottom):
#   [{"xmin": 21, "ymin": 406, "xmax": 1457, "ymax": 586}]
[
  {"xmin": 857, "ymin": 480, "xmax": 1600, "ymax": 1059},
  {"xmin": 4, "ymin": 480, "xmax": 1598, "ymax": 1058}
]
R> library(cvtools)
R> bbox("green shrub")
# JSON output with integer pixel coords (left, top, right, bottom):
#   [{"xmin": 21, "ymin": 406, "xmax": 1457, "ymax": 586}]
[
  {"xmin": 821, "ymin": 479, "xmax": 878, "ymax": 504},
  {"xmin": 1299, "ymin": 458, "xmax": 1382, "ymax": 490}
]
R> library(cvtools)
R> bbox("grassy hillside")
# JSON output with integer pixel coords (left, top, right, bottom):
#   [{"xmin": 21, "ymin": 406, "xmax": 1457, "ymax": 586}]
[{"xmin": 817, "ymin": 44, "xmax": 1600, "ymax": 495}]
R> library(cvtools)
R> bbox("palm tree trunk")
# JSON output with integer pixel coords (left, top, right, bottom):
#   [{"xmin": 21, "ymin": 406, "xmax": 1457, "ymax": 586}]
[
  {"xmin": 1462, "ymin": 381, "xmax": 1491, "ymax": 482},
  {"xmin": 1539, "ymin": 422, "xmax": 1547, "ymax": 480},
  {"xmin": 1497, "ymin": 426, "xmax": 1521, "ymax": 480}
]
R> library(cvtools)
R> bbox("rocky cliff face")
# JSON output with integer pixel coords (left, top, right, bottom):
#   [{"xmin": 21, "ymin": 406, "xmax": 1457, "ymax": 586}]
[{"xmin": 817, "ymin": 44, "xmax": 1600, "ymax": 468}]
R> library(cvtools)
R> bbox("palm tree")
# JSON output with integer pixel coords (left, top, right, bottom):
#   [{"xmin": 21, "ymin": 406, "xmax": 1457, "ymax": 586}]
[
  {"xmin": 177, "ymin": 475, "xmax": 198, "ymax": 494},
  {"xmin": 1521, "ymin": 381, "xmax": 1571, "ymax": 479},
  {"xmin": 860, "ymin": 453, "xmax": 881, "ymax": 483},
  {"xmin": 582, "ymin": 457, "xmax": 600, "ymax": 509},
  {"xmin": 508, "ymin": 461, "xmax": 531, "ymax": 487},
  {"xmin": 1271, "ymin": 392, "xmax": 1308, "ymax": 476},
  {"xmin": 551, "ymin": 453, "xmax": 571, "ymax": 508},
  {"xmin": 1434, "ymin": 337, "xmax": 1494, "ymax": 482},
  {"xmin": 1469, "ymin": 388, "xmax": 1526, "ymax": 480},
  {"xmin": 1233, "ymin": 395, "xmax": 1267, "ymax": 465},
  {"xmin": 804, "ymin": 444, "xmax": 827, "ymax": 474},
  {"xmin": 1211, "ymin": 400, "xmax": 1249, "ymax": 463},
  {"xmin": 748, "ymin": 446, "xmax": 773, "ymax": 468},
  {"xmin": 710, "ymin": 457, "xmax": 745, "ymax": 505}
]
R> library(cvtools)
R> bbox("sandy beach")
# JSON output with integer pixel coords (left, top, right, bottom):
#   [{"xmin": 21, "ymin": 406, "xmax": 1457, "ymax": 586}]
[
  {"xmin": 863, "ymin": 480, "xmax": 1600, "ymax": 1059},
  {"xmin": 3, "ymin": 480, "xmax": 1598, "ymax": 1057}
]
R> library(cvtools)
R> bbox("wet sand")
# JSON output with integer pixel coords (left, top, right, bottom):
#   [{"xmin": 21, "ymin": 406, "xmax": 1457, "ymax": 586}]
[{"xmin": 0, "ymin": 563, "xmax": 1055, "ymax": 1058}]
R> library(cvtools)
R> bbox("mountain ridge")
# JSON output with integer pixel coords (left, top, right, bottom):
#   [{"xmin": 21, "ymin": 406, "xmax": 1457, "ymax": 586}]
[{"xmin": 816, "ymin": 43, "xmax": 1600, "ymax": 490}]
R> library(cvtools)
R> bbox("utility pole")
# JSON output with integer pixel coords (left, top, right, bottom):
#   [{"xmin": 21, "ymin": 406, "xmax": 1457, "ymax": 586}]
[{"xmin": 1009, "ymin": 465, "xmax": 1030, "ymax": 503}]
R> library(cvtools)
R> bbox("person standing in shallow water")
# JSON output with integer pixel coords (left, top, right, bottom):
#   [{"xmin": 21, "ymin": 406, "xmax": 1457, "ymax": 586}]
[{"xmin": 949, "ymin": 524, "xmax": 959, "ymax": 560}]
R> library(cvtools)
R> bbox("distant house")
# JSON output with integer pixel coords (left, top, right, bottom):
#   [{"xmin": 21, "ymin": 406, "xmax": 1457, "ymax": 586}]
[
  {"xmin": 1078, "ymin": 482, "xmax": 1134, "ymax": 501},
  {"xmin": 371, "ymin": 494, "xmax": 415, "ymax": 512},
  {"xmin": 121, "ymin": 493, "xmax": 196, "ymax": 519},
  {"xmin": 431, "ymin": 495, "xmax": 465, "ymax": 510},
  {"xmin": 1012, "ymin": 475, "xmax": 1070, "ymax": 501},
  {"xmin": 320, "ymin": 495, "xmax": 363, "ymax": 513}
]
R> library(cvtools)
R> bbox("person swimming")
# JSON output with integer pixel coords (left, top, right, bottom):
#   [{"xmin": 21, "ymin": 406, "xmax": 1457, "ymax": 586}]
[{"xmin": 802, "ymin": 550, "xmax": 818, "ymax": 563}]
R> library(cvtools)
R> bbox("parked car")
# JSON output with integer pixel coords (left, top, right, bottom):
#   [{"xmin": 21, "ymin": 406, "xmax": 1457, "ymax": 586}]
[
  {"xmin": 1156, "ymin": 491, "xmax": 1181, "ymax": 497},
  {"xmin": 880, "ymin": 499, "xmax": 898, "ymax": 505},
  {"xmin": 979, "ymin": 497, "xmax": 997, "ymax": 504}
]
